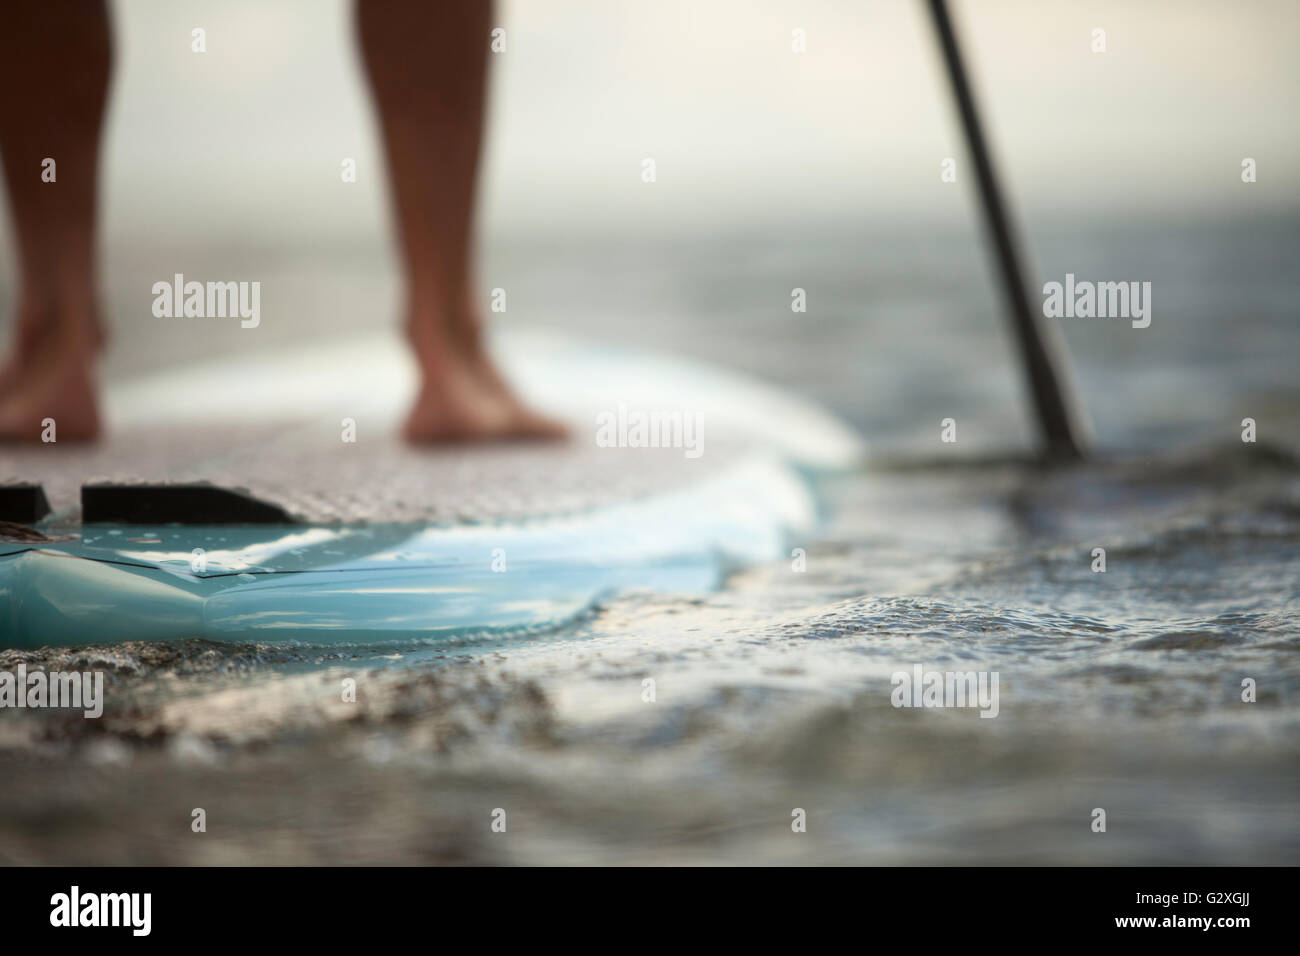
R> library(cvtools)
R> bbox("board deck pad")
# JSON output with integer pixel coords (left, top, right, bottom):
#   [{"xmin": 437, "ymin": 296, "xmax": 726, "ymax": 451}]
[
  {"xmin": 0, "ymin": 483, "xmax": 51, "ymax": 524},
  {"xmin": 5, "ymin": 424, "xmax": 745, "ymax": 526},
  {"xmin": 81, "ymin": 482, "xmax": 297, "ymax": 524},
  {"xmin": 1, "ymin": 330, "xmax": 863, "ymax": 647}
]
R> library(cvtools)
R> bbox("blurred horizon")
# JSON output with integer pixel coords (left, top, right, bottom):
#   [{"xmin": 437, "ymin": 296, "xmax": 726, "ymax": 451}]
[{"xmin": 0, "ymin": 0, "xmax": 1294, "ymax": 252}]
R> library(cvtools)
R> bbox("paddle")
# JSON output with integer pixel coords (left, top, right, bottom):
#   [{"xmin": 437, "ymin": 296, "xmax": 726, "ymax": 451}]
[{"xmin": 926, "ymin": 0, "xmax": 1091, "ymax": 460}]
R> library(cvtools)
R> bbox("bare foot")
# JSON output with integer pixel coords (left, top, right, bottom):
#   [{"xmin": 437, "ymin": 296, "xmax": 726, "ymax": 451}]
[
  {"xmin": 0, "ymin": 323, "xmax": 101, "ymax": 443},
  {"xmin": 403, "ymin": 313, "xmax": 567, "ymax": 444}
]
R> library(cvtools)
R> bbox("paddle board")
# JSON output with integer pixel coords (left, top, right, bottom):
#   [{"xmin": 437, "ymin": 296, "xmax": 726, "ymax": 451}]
[{"xmin": 0, "ymin": 329, "xmax": 863, "ymax": 648}]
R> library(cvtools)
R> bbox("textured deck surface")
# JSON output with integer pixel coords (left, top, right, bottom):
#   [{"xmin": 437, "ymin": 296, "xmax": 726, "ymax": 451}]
[
  {"xmin": 2, "ymin": 424, "xmax": 738, "ymax": 525},
  {"xmin": 1, "ymin": 330, "xmax": 860, "ymax": 528}
]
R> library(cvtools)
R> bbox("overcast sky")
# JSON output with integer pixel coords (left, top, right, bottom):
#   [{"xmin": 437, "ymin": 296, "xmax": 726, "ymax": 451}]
[{"xmin": 2, "ymin": 0, "xmax": 1297, "ymax": 251}]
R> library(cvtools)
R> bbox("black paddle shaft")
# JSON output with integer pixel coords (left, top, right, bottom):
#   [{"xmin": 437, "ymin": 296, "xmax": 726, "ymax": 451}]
[{"xmin": 926, "ymin": 0, "xmax": 1089, "ymax": 460}]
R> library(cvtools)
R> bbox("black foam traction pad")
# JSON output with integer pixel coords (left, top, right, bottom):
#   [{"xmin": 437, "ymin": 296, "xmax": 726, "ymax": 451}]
[
  {"xmin": 80, "ymin": 483, "xmax": 295, "ymax": 525},
  {"xmin": 0, "ymin": 484, "xmax": 51, "ymax": 524}
]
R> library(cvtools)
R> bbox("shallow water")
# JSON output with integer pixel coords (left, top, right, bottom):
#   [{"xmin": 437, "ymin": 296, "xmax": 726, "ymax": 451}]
[{"xmin": 1, "ymin": 215, "xmax": 1298, "ymax": 864}]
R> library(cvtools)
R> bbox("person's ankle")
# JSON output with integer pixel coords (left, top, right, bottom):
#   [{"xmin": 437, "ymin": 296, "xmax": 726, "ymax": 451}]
[
  {"xmin": 407, "ymin": 297, "xmax": 484, "ymax": 357},
  {"xmin": 14, "ymin": 297, "xmax": 104, "ymax": 352}
]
